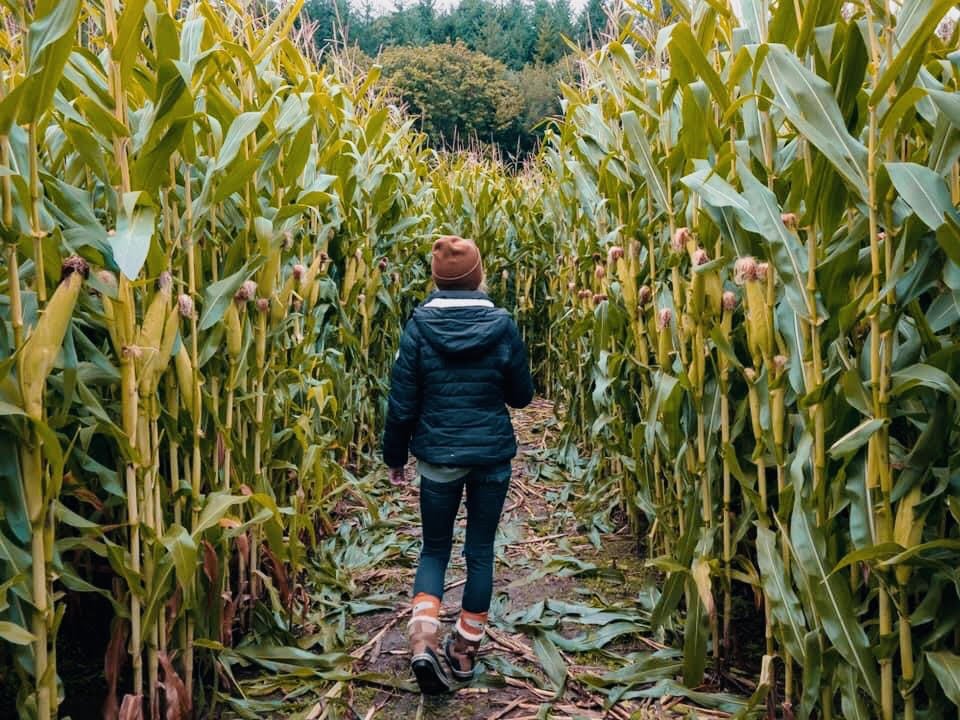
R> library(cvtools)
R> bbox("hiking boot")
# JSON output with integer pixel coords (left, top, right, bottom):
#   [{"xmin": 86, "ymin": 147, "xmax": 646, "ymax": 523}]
[
  {"xmin": 408, "ymin": 593, "xmax": 451, "ymax": 695},
  {"xmin": 444, "ymin": 610, "xmax": 486, "ymax": 681}
]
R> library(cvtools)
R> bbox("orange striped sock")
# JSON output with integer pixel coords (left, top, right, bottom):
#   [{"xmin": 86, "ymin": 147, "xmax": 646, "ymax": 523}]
[
  {"xmin": 455, "ymin": 610, "xmax": 487, "ymax": 642},
  {"xmin": 409, "ymin": 593, "xmax": 441, "ymax": 630}
]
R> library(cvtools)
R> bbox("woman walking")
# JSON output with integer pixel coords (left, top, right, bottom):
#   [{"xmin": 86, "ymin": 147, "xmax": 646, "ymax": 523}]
[{"xmin": 382, "ymin": 235, "xmax": 534, "ymax": 694}]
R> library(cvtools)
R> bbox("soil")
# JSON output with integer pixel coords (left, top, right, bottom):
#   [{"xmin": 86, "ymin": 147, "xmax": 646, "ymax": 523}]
[
  {"xmin": 314, "ymin": 399, "xmax": 714, "ymax": 720},
  {"xmin": 44, "ymin": 399, "xmax": 748, "ymax": 720}
]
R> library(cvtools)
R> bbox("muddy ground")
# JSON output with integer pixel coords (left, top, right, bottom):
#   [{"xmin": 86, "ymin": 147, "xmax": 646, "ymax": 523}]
[{"xmin": 308, "ymin": 399, "xmax": 743, "ymax": 720}]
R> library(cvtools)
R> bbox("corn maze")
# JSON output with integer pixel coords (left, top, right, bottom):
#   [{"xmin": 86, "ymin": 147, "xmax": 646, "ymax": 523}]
[{"xmin": 0, "ymin": 0, "xmax": 959, "ymax": 718}]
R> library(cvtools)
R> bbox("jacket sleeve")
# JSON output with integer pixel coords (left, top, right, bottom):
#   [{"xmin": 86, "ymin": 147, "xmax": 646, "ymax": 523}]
[
  {"xmin": 503, "ymin": 320, "xmax": 535, "ymax": 409},
  {"xmin": 382, "ymin": 321, "xmax": 421, "ymax": 468}
]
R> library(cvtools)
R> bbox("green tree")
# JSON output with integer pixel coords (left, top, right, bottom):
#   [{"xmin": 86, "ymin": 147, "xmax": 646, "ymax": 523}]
[
  {"xmin": 516, "ymin": 58, "xmax": 574, "ymax": 132},
  {"xmin": 484, "ymin": 0, "xmax": 537, "ymax": 70},
  {"xmin": 514, "ymin": 59, "xmax": 574, "ymax": 150},
  {"xmin": 302, "ymin": 0, "xmax": 353, "ymax": 48},
  {"xmin": 386, "ymin": 0, "xmax": 416, "ymax": 45},
  {"xmin": 411, "ymin": 0, "xmax": 439, "ymax": 44},
  {"xmin": 354, "ymin": 2, "xmax": 388, "ymax": 55},
  {"xmin": 447, "ymin": 0, "xmax": 493, "ymax": 48},
  {"xmin": 379, "ymin": 42, "xmax": 523, "ymax": 147},
  {"xmin": 577, "ymin": 0, "xmax": 609, "ymax": 46},
  {"xmin": 532, "ymin": 0, "xmax": 573, "ymax": 64}
]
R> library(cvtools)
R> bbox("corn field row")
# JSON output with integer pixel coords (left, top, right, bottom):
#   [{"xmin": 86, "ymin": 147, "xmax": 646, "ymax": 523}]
[
  {"xmin": 521, "ymin": 0, "xmax": 960, "ymax": 717},
  {"xmin": 1, "ymin": 0, "xmax": 959, "ymax": 718},
  {"xmin": 0, "ymin": 1, "xmax": 443, "ymax": 716}
]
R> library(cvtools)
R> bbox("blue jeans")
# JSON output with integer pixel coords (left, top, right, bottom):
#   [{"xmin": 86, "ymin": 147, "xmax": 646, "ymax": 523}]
[{"xmin": 412, "ymin": 469, "xmax": 511, "ymax": 613}]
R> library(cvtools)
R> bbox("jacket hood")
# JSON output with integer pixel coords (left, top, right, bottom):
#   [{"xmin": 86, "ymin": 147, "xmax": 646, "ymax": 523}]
[{"xmin": 412, "ymin": 291, "xmax": 510, "ymax": 357}]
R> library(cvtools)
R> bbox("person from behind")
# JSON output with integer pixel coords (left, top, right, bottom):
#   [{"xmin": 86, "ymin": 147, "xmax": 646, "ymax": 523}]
[{"xmin": 382, "ymin": 235, "xmax": 535, "ymax": 694}]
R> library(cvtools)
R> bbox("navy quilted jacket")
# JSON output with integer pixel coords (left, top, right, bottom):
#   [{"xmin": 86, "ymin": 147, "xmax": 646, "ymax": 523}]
[{"xmin": 382, "ymin": 289, "xmax": 534, "ymax": 469}]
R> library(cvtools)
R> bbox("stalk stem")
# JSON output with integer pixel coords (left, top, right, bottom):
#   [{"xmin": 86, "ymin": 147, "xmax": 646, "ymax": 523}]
[
  {"xmin": 27, "ymin": 124, "xmax": 45, "ymax": 302},
  {"xmin": 862, "ymin": 8, "xmax": 894, "ymax": 714},
  {"xmin": 184, "ymin": 163, "xmax": 201, "ymax": 702}
]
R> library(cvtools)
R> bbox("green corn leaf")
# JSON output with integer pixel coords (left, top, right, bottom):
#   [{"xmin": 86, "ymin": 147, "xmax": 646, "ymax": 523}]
[
  {"xmin": 198, "ymin": 257, "xmax": 266, "ymax": 331},
  {"xmin": 878, "ymin": 539, "xmax": 960, "ymax": 567},
  {"xmin": 682, "ymin": 577, "xmax": 709, "ymax": 687},
  {"xmin": 756, "ymin": 524, "xmax": 807, "ymax": 660},
  {"xmin": 160, "ymin": 524, "xmax": 198, "ymax": 605},
  {"xmin": 838, "ymin": 663, "xmax": 872, "ymax": 720},
  {"xmin": 890, "ymin": 364, "xmax": 960, "ymax": 403},
  {"xmin": 886, "ymin": 162, "xmax": 959, "ymax": 230},
  {"xmin": 871, "ymin": 0, "xmax": 956, "ymax": 105},
  {"xmin": 113, "ymin": 0, "xmax": 148, "ymax": 84},
  {"xmin": 0, "ymin": 530, "xmax": 31, "ymax": 579},
  {"xmin": 737, "ymin": 161, "xmax": 815, "ymax": 320},
  {"xmin": 0, "ymin": 435, "xmax": 29, "ymax": 544},
  {"xmin": 213, "ymin": 111, "xmax": 264, "ymax": 173},
  {"xmin": 0, "ymin": 620, "xmax": 36, "ymax": 645},
  {"xmin": 927, "ymin": 651, "xmax": 960, "ymax": 705},
  {"xmin": 621, "ymin": 110, "xmax": 669, "ymax": 215},
  {"xmin": 20, "ymin": 0, "xmax": 82, "ymax": 124},
  {"xmin": 760, "ymin": 44, "xmax": 869, "ymax": 198},
  {"xmin": 790, "ymin": 501, "xmax": 880, "ymax": 701},
  {"xmin": 929, "ymin": 89, "xmax": 960, "ymax": 128},
  {"xmin": 650, "ymin": 499, "xmax": 700, "ymax": 630},
  {"xmin": 194, "ymin": 493, "xmax": 250, "ymax": 537},
  {"xmin": 828, "ymin": 418, "xmax": 886, "ymax": 460},
  {"xmin": 549, "ymin": 620, "xmax": 649, "ymax": 652},
  {"xmin": 831, "ymin": 543, "xmax": 902, "ymax": 573},
  {"xmin": 681, "ymin": 167, "xmax": 759, "ymax": 232},
  {"xmin": 110, "ymin": 193, "xmax": 156, "ymax": 281},
  {"xmin": 799, "ymin": 631, "xmax": 823, "ymax": 720},
  {"xmin": 532, "ymin": 630, "xmax": 567, "ymax": 693},
  {"xmin": 739, "ymin": 0, "xmax": 769, "ymax": 43},
  {"xmin": 0, "ymin": 82, "xmax": 27, "ymax": 135},
  {"xmin": 669, "ymin": 23, "xmax": 730, "ymax": 112}
]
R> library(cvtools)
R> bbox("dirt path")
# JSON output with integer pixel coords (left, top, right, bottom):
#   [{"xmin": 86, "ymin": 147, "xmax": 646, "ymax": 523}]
[
  {"xmin": 219, "ymin": 400, "xmax": 752, "ymax": 719},
  {"xmin": 313, "ymin": 400, "xmax": 745, "ymax": 720}
]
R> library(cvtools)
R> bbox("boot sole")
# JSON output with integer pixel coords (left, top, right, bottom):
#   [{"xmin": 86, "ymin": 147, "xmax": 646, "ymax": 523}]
[
  {"xmin": 443, "ymin": 636, "xmax": 477, "ymax": 681},
  {"xmin": 411, "ymin": 649, "xmax": 452, "ymax": 695}
]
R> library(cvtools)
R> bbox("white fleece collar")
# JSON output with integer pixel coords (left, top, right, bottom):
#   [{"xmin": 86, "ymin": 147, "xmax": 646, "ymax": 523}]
[{"xmin": 423, "ymin": 297, "xmax": 494, "ymax": 308}]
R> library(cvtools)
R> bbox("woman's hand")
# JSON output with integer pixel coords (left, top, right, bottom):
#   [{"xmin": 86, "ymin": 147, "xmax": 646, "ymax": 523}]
[{"xmin": 389, "ymin": 467, "xmax": 406, "ymax": 486}]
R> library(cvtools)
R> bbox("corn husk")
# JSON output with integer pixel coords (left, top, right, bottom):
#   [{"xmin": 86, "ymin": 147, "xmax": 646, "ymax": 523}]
[
  {"xmin": 175, "ymin": 344, "xmax": 194, "ymax": 415},
  {"xmin": 271, "ymin": 274, "xmax": 296, "ymax": 325},
  {"xmin": 894, "ymin": 486, "xmax": 925, "ymax": 584},
  {"xmin": 19, "ymin": 269, "xmax": 85, "ymax": 419},
  {"xmin": 136, "ymin": 287, "xmax": 171, "ymax": 396},
  {"xmin": 744, "ymin": 279, "xmax": 771, "ymax": 363},
  {"xmin": 225, "ymin": 302, "xmax": 243, "ymax": 361},
  {"xmin": 657, "ymin": 325, "xmax": 671, "ymax": 367}
]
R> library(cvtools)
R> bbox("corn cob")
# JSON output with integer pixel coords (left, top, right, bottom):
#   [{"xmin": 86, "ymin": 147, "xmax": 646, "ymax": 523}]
[{"xmin": 19, "ymin": 257, "xmax": 89, "ymax": 419}]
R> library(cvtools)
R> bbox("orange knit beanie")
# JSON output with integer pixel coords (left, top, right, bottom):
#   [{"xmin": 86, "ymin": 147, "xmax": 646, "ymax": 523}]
[{"xmin": 431, "ymin": 235, "xmax": 483, "ymax": 290}]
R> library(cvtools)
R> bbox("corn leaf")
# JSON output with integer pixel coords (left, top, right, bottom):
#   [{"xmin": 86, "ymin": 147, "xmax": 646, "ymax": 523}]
[
  {"xmin": 886, "ymin": 162, "xmax": 959, "ymax": 231},
  {"xmin": 19, "ymin": 0, "xmax": 81, "ymax": 124},
  {"xmin": 110, "ymin": 194, "xmax": 156, "ymax": 281},
  {"xmin": 790, "ymin": 501, "xmax": 880, "ymax": 701},
  {"xmin": 927, "ymin": 651, "xmax": 960, "ymax": 706},
  {"xmin": 0, "ymin": 620, "xmax": 36, "ymax": 645},
  {"xmin": 760, "ymin": 44, "xmax": 869, "ymax": 198},
  {"xmin": 755, "ymin": 525, "xmax": 807, "ymax": 660},
  {"xmin": 198, "ymin": 257, "xmax": 266, "ymax": 331}
]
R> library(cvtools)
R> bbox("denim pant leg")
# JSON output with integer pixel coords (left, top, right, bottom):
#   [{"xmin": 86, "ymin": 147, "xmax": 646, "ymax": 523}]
[
  {"xmin": 462, "ymin": 473, "xmax": 510, "ymax": 613},
  {"xmin": 412, "ymin": 476, "xmax": 465, "ymax": 600}
]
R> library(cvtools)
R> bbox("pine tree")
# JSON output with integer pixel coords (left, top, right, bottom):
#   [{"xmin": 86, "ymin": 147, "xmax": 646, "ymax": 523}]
[
  {"xmin": 532, "ymin": 0, "xmax": 573, "ymax": 65},
  {"xmin": 302, "ymin": 0, "xmax": 353, "ymax": 49},
  {"xmin": 578, "ymin": 0, "xmax": 608, "ymax": 46}
]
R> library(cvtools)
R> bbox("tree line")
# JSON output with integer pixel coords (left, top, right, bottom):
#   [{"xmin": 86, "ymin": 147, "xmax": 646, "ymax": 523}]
[{"xmin": 301, "ymin": 0, "xmax": 612, "ymax": 154}]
